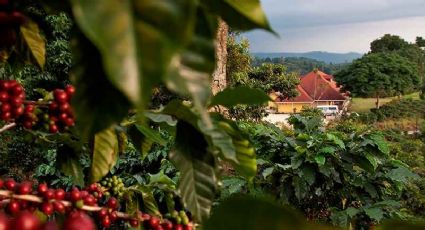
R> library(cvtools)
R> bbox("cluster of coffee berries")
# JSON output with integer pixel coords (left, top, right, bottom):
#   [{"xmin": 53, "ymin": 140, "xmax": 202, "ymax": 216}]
[
  {"xmin": 47, "ymin": 85, "xmax": 75, "ymax": 133},
  {"xmin": 0, "ymin": 80, "xmax": 36, "ymax": 127},
  {"xmin": 164, "ymin": 210, "xmax": 191, "ymax": 228},
  {"xmin": 0, "ymin": 179, "xmax": 194, "ymax": 229},
  {"xmin": 0, "ymin": 0, "xmax": 26, "ymax": 48},
  {"xmin": 100, "ymin": 176, "xmax": 125, "ymax": 198}
]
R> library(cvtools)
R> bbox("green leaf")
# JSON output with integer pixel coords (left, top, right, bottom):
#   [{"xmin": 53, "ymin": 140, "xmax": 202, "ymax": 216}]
[
  {"xmin": 369, "ymin": 134, "xmax": 390, "ymax": 155},
  {"xmin": 57, "ymin": 146, "xmax": 84, "ymax": 187},
  {"xmin": 364, "ymin": 153, "xmax": 379, "ymax": 170},
  {"xmin": 90, "ymin": 127, "xmax": 119, "ymax": 183},
  {"xmin": 314, "ymin": 155, "xmax": 326, "ymax": 166},
  {"xmin": 71, "ymin": 0, "xmax": 197, "ymax": 109},
  {"xmin": 20, "ymin": 20, "xmax": 46, "ymax": 69},
  {"xmin": 204, "ymin": 195, "xmax": 308, "ymax": 230},
  {"xmin": 320, "ymin": 146, "xmax": 336, "ymax": 155},
  {"xmin": 209, "ymin": 86, "xmax": 271, "ymax": 108},
  {"xmin": 135, "ymin": 124, "xmax": 166, "ymax": 146},
  {"xmin": 200, "ymin": 119, "xmax": 238, "ymax": 164},
  {"xmin": 166, "ymin": 9, "xmax": 216, "ymax": 110},
  {"xmin": 387, "ymin": 167, "xmax": 418, "ymax": 183},
  {"xmin": 201, "ymin": 0, "xmax": 274, "ymax": 32},
  {"xmin": 144, "ymin": 112, "xmax": 177, "ymax": 126},
  {"xmin": 326, "ymin": 133, "xmax": 345, "ymax": 149},
  {"xmin": 127, "ymin": 125, "xmax": 153, "ymax": 160},
  {"xmin": 262, "ymin": 167, "xmax": 274, "ymax": 179},
  {"xmin": 129, "ymin": 185, "xmax": 161, "ymax": 217},
  {"xmin": 217, "ymin": 120, "xmax": 257, "ymax": 179},
  {"xmin": 356, "ymin": 156, "xmax": 376, "ymax": 173},
  {"xmin": 346, "ymin": 207, "xmax": 360, "ymax": 218},
  {"xmin": 364, "ymin": 207, "xmax": 384, "ymax": 221},
  {"xmin": 170, "ymin": 121, "xmax": 217, "ymax": 222},
  {"xmin": 148, "ymin": 171, "xmax": 176, "ymax": 188},
  {"xmin": 72, "ymin": 34, "xmax": 131, "ymax": 138}
]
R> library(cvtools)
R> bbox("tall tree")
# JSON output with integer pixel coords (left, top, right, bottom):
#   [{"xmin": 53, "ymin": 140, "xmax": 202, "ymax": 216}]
[
  {"xmin": 370, "ymin": 34, "xmax": 409, "ymax": 53},
  {"xmin": 226, "ymin": 32, "xmax": 252, "ymax": 86},
  {"xmin": 335, "ymin": 53, "xmax": 420, "ymax": 108},
  {"xmin": 212, "ymin": 20, "xmax": 229, "ymax": 95}
]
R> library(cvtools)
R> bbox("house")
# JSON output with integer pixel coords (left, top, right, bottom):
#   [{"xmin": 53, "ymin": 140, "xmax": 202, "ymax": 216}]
[{"xmin": 269, "ymin": 70, "xmax": 349, "ymax": 114}]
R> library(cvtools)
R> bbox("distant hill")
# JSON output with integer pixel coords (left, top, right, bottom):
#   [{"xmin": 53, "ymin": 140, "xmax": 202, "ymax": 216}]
[{"xmin": 252, "ymin": 51, "xmax": 363, "ymax": 64}]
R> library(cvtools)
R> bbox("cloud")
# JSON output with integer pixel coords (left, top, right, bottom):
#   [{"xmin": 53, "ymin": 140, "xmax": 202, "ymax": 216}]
[
  {"xmin": 245, "ymin": 0, "xmax": 425, "ymax": 52},
  {"xmin": 263, "ymin": 0, "xmax": 425, "ymax": 28}
]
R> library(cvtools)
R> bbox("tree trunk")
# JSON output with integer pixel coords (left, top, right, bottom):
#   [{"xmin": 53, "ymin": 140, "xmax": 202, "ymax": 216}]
[
  {"xmin": 375, "ymin": 94, "xmax": 380, "ymax": 109},
  {"xmin": 212, "ymin": 19, "xmax": 228, "ymax": 95}
]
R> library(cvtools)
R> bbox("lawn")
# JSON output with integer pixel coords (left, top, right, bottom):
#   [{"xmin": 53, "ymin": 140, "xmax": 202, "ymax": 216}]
[{"xmin": 350, "ymin": 92, "xmax": 421, "ymax": 113}]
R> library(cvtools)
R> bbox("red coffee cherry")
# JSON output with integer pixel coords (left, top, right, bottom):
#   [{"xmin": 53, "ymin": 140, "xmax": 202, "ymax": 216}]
[
  {"xmin": 53, "ymin": 201, "xmax": 66, "ymax": 214},
  {"xmin": 41, "ymin": 202, "xmax": 54, "ymax": 216},
  {"xmin": 130, "ymin": 219, "xmax": 139, "ymax": 227},
  {"xmin": 101, "ymin": 216, "xmax": 111, "ymax": 228},
  {"xmin": 4, "ymin": 179, "xmax": 16, "ymax": 191},
  {"xmin": 149, "ymin": 217, "xmax": 160, "ymax": 228},
  {"xmin": 98, "ymin": 208, "xmax": 108, "ymax": 218},
  {"xmin": 38, "ymin": 183, "xmax": 48, "ymax": 194},
  {"xmin": 107, "ymin": 197, "xmax": 118, "ymax": 209},
  {"xmin": 18, "ymin": 182, "xmax": 32, "ymax": 195},
  {"xmin": 7, "ymin": 200, "xmax": 20, "ymax": 215},
  {"xmin": 53, "ymin": 89, "xmax": 68, "ymax": 103},
  {"xmin": 12, "ymin": 211, "xmax": 41, "ymax": 230},
  {"xmin": 54, "ymin": 189, "xmax": 66, "ymax": 200},
  {"xmin": 65, "ymin": 85, "xmax": 75, "ymax": 96},
  {"xmin": 70, "ymin": 189, "xmax": 81, "ymax": 202},
  {"xmin": 0, "ymin": 212, "xmax": 10, "ymax": 230},
  {"xmin": 63, "ymin": 211, "xmax": 96, "ymax": 230}
]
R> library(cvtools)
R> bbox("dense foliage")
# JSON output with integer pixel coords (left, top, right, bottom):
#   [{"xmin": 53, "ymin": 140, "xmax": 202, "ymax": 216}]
[
  {"xmin": 253, "ymin": 56, "xmax": 349, "ymax": 75},
  {"xmin": 335, "ymin": 52, "xmax": 420, "ymax": 107}
]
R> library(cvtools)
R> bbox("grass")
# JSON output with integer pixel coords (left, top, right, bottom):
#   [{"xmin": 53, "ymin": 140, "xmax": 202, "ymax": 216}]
[{"xmin": 350, "ymin": 92, "xmax": 421, "ymax": 113}]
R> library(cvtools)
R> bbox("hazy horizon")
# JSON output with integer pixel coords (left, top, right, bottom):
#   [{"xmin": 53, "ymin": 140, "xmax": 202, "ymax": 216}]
[{"xmin": 246, "ymin": 0, "xmax": 425, "ymax": 53}]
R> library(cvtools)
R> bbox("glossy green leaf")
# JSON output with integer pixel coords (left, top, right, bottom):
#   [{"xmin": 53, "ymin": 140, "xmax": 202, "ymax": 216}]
[
  {"xmin": 90, "ymin": 127, "xmax": 119, "ymax": 183},
  {"xmin": 387, "ymin": 167, "xmax": 418, "ymax": 182},
  {"xmin": 170, "ymin": 121, "xmax": 217, "ymax": 222},
  {"xmin": 166, "ymin": 9, "xmax": 216, "ymax": 110},
  {"xmin": 364, "ymin": 207, "xmax": 384, "ymax": 221},
  {"xmin": 200, "ymin": 119, "xmax": 238, "ymax": 163},
  {"xmin": 314, "ymin": 155, "xmax": 326, "ymax": 166},
  {"xmin": 127, "ymin": 125, "xmax": 153, "ymax": 160},
  {"xmin": 20, "ymin": 20, "xmax": 46, "ymax": 69},
  {"xmin": 370, "ymin": 134, "xmax": 390, "ymax": 155},
  {"xmin": 144, "ymin": 112, "xmax": 177, "ymax": 126},
  {"xmin": 71, "ymin": 0, "xmax": 197, "ymax": 110},
  {"xmin": 148, "ymin": 171, "xmax": 176, "ymax": 188},
  {"xmin": 135, "ymin": 124, "xmax": 166, "ymax": 146},
  {"xmin": 346, "ymin": 207, "xmax": 360, "ymax": 218},
  {"xmin": 217, "ymin": 120, "xmax": 257, "ymax": 179},
  {"xmin": 57, "ymin": 146, "xmax": 84, "ymax": 187},
  {"xmin": 71, "ymin": 33, "xmax": 131, "ymax": 138},
  {"xmin": 209, "ymin": 86, "xmax": 271, "ymax": 108},
  {"xmin": 129, "ymin": 185, "xmax": 161, "ymax": 216},
  {"xmin": 201, "ymin": 0, "xmax": 274, "ymax": 32},
  {"xmin": 364, "ymin": 153, "xmax": 379, "ymax": 170}
]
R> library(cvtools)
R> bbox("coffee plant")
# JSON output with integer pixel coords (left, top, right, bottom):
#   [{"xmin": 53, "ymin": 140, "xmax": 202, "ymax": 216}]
[{"xmin": 0, "ymin": 0, "xmax": 424, "ymax": 229}]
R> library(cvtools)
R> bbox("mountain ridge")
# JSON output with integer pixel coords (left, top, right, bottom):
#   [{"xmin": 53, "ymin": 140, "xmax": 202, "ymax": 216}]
[{"xmin": 252, "ymin": 51, "xmax": 363, "ymax": 64}]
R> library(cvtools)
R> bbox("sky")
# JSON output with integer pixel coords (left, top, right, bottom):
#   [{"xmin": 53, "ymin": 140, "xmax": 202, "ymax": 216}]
[{"xmin": 245, "ymin": 0, "xmax": 425, "ymax": 53}]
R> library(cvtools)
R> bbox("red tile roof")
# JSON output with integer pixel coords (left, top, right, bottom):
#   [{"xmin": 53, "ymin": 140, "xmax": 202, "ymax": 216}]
[
  {"xmin": 282, "ymin": 85, "xmax": 314, "ymax": 103},
  {"xmin": 280, "ymin": 70, "xmax": 347, "ymax": 103}
]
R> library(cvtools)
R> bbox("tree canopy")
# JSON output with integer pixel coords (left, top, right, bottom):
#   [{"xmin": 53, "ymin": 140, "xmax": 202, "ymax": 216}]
[{"xmin": 335, "ymin": 52, "xmax": 420, "ymax": 106}]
